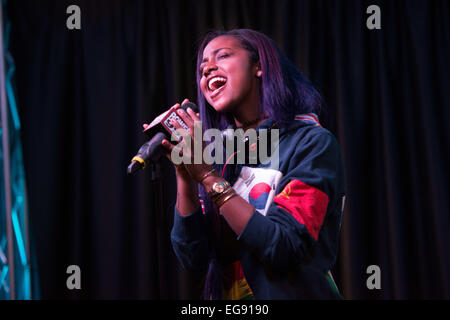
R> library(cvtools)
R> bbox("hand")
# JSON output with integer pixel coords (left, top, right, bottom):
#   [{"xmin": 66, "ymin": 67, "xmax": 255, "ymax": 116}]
[
  {"xmin": 160, "ymin": 98, "xmax": 215, "ymax": 183},
  {"xmin": 142, "ymin": 101, "xmax": 195, "ymax": 182}
]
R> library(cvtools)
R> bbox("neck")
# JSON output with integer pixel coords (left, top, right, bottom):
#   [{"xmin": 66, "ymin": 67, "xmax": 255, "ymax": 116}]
[
  {"xmin": 233, "ymin": 105, "xmax": 264, "ymax": 129},
  {"xmin": 232, "ymin": 83, "xmax": 263, "ymax": 129},
  {"xmin": 235, "ymin": 112, "xmax": 269, "ymax": 130},
  {"xmin": 238, "ymin": 117, "xmax": 263, "ymax": 129}
]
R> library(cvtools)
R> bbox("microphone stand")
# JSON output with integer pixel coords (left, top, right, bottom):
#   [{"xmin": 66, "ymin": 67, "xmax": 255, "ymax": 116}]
[
  {"xmin": 148, "ymin": 161, "xmax": 161, "ymax": 182},
  {"xmin": 148, "ymin": 159, "xmax": 169, "ymax": 298}
]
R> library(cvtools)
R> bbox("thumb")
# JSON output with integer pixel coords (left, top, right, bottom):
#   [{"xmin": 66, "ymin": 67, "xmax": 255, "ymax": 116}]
[{"xmin": 161, "ymin": 139, "xmax": 184, "ymax": 162}]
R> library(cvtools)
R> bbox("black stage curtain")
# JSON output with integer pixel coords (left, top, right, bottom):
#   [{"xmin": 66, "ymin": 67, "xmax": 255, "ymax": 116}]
[{"xmin": 7, "ymin": 0, "xmax": 450, "ymax": 299}]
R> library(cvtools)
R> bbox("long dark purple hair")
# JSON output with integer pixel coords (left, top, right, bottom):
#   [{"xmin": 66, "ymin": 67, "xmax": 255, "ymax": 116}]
[{"xmin": 195, "ymin": 29, "xmax": 324, "ymax": 299}]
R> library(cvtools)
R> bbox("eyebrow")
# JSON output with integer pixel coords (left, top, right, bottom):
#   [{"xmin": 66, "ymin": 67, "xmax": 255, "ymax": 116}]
[{"xmin": 201, "ymin": 47, "xmax": 232, "ymax": 63}]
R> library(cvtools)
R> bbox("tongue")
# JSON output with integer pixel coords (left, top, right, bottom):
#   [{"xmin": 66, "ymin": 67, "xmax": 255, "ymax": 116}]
[{"xmin": 212, "ymin": 80, "xmax": 226, "ymax": 90}]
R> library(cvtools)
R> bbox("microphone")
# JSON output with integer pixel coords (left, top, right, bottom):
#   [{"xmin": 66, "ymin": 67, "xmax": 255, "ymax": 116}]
[{"xmin": 127, "ymin": 102, "xmax": 199, "ymax": 175}]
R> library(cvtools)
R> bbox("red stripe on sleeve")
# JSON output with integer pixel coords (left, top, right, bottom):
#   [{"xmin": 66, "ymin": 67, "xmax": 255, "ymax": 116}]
[{"xmin": 273, "ymin": 179, "xmax": 329, "ymax": 240}]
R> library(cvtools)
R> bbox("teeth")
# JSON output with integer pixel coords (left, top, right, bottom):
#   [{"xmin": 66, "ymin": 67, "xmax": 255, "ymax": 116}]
[{"xmin": 208, "ymin": 77, "xmax": 227, "ymax": 91}]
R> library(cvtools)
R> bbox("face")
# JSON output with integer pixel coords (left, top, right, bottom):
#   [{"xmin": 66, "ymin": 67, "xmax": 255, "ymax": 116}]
[{"xmin": 199, "ymin": 36, "xmax": 260, "ymax": 114}]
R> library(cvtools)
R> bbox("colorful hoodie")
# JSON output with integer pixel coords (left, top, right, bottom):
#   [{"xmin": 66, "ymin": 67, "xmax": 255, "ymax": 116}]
[{"xmin": 170, "ymin": 114, "xmax": 346, "ymax": 299}]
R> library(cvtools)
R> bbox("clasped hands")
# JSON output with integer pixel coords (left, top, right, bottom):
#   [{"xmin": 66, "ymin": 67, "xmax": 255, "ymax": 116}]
[{"xmin": 143, "ymin": 98, "xmax": 216, "ymax": 184}]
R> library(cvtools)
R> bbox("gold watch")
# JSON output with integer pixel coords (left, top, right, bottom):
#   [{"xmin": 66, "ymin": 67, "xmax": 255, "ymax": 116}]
[{"xmin": 208, "ymin": 181, "xmax": 231, "ymax": 200}]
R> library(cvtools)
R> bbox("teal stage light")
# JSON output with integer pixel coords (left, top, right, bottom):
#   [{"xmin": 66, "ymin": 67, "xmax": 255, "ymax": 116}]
[{"xmin": 0, "ymin": 0, "xmax": 37, "ymax": 300}]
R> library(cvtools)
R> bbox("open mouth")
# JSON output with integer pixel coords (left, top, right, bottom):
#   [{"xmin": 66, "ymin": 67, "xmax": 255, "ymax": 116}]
[{"xmin": 208, "ymin": 76, "xmax": 227, "ymax": 98}]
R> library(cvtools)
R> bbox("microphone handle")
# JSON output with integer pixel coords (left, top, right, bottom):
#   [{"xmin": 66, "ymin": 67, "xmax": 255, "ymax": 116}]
[{"xmin": 127, "ymin": 132, "xmax": 167, "ymax": 175}]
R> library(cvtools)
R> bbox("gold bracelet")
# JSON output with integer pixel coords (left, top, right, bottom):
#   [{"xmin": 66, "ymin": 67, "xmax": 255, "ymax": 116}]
[
  {"xmin": 214, "ymin": 188, "xmax": 237, "ymax": 208},
  {"xmin": 216, "ymin": 192, "xmax": 236, "ymax": 208},
  {"xmin": 198, "ymin": 168, "xmax": 216, "ymax": 183}
]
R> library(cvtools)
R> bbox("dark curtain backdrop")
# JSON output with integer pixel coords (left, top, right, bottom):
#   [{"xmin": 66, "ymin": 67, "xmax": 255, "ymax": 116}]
[{"xmin": 6, "ymin": 0, "xmax": 450, "ymax": 299}]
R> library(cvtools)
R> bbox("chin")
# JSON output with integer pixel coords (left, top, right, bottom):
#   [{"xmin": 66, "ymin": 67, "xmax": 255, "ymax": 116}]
[{"xmin": 208, "ymin": 98, "xmax": 235, "ymax": 114}]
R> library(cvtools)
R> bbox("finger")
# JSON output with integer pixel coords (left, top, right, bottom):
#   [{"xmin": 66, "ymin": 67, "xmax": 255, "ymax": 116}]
[
  {"xmin": 143, "ymin": 123, "xmax": 149, "ymax": 129},
  {"xmin": 170, "ymin": 117, "xmax": 183, "ymax": 130},
  {"xmin": 187, "ymin": 107, "xmax": 200, "ymax": 122},
  {"xmin": 173, "ymin": 103, "xmax": 181, "ymax": 110},
  {"xmin": 162, "ymin": 139, "xmax": 184, "ymax": 164},
  {"xmin": 162, "ymin": 138, "xmax": 184, "ymax": 155},
  {"xmin": 162, "ymin": 139, "xmax": 183, "ymax": 158},
  {"xmin": 181, "ymin": 98, "xmax": 190, "ymax": 105},
  {"xmin": 176, "ymin": 108, "xmax": 194, "ymax": 128},
  {"xmin": 161, "ymin": 139, "xmax": 175, "ymax": 152},
  {"xmin": 167, "ymin": 120, "xmax": 189, "ymax": 145}
]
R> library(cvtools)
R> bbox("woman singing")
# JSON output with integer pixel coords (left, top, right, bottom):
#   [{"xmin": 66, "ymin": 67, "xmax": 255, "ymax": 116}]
[{"xmin": 152, "ymin": 29, "xmax": 346, "ymax": 300}]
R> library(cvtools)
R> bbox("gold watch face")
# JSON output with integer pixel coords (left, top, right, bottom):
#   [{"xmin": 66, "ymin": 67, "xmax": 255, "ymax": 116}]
[{"xmin": 214, "ymin": 183, "xmax": 225, "ymax": 193}]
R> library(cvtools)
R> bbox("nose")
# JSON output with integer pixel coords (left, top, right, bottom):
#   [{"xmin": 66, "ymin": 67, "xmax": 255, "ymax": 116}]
[{"xmin": 203, "ymin": 62, "xmax": 217, "ymax": 77}]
